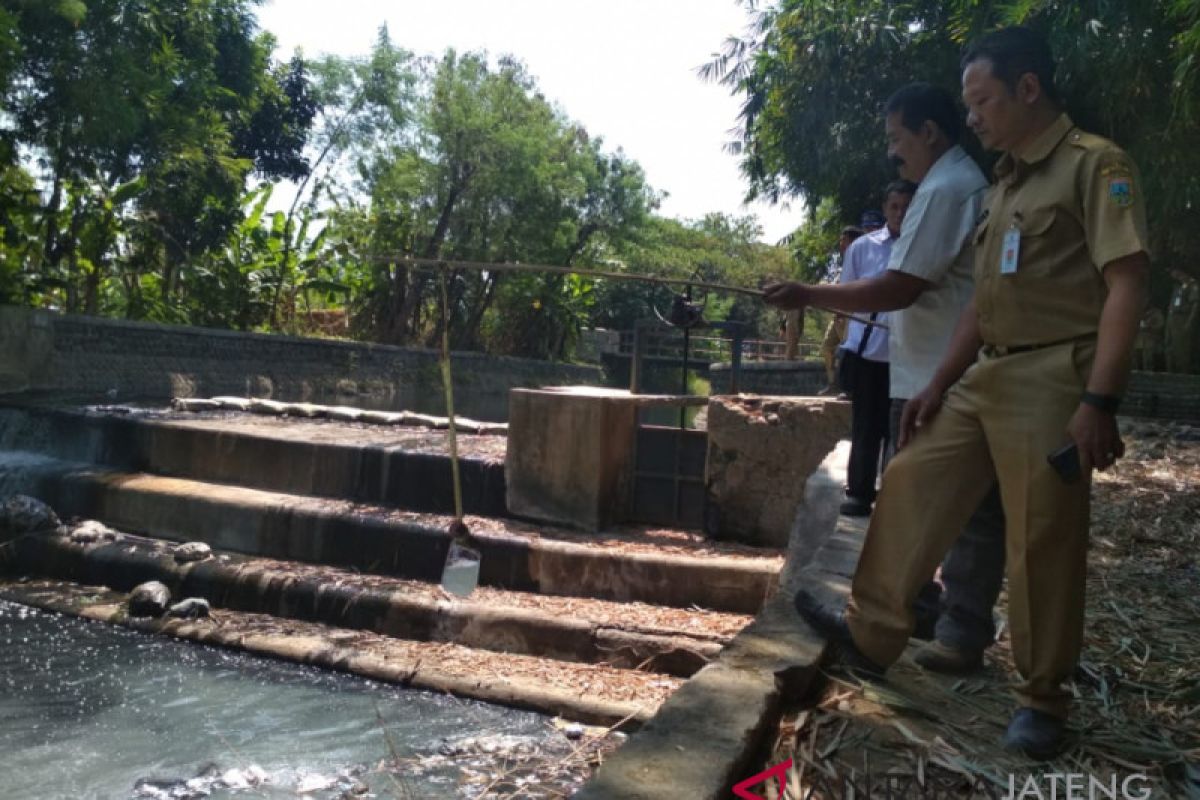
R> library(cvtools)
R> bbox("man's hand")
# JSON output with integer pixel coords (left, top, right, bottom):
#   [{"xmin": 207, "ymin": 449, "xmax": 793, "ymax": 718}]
[
  {"xmin": 1066, "ymin": 403, "xmax": 1124, "ymax": 471},
  {"xmin": 762, "ymin": 281, "xmax": 811, "ymax": 310},
  {"xmin": 898, "ymin": 385, "xmax": 944, "ymax": 450}
]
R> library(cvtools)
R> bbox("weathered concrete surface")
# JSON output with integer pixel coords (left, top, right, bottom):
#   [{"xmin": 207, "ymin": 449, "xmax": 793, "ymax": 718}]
[
  {"xmin": 705, "ymin": 396, "xmax": 850, "ymax": 547},
  {"xmin": 1, "ymin": 454, "xmax": 779, "ymax": 613},
  {"xmin": 0, "ymin": 304, "xmax": 602, "ymax": 421},
  {"xmin": 8, "ymin": 531, "xmax": 725, "ymax": 676},
  {"xmin": 506, "ymin": 387, "xmax": 642, "ymax": 531},
  {"xmin": 0, "ymin": 580, "xmax": 658, "ymax": 729},
  {"xmin": 574, "ymin": 595, "xmax": 824, "ymax": 800},
  {"xmin": 505, "ymin": 387, "xmax": 708, "ymax": 531},
  {"xmin": 573, "ymin": 441, "xmax": 851, "ymax": 800},
  {"xmin": 0, "ymin": 404, "xmax": 508, "ymax": 517}
]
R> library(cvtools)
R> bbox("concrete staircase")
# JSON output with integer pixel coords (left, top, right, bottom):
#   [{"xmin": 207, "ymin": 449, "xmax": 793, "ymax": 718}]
[{"xmin": 0, "ymin": 401, "xmax": 784, "ymax": 725}]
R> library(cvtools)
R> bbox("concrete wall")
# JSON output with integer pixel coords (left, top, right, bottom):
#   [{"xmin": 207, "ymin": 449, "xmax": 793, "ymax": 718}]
[
  {"xmin": 0, "ymin": 305, "xmax": 603, "ymax": 421},
  {"xmin": 709, "ymin": 361, "xmax": 827, "ymax": 397},
  {"xmin": 711, "ymin": 359, "xmax": 1200, "ymax": 423},
  {"xmin": 1123, "ymin": 371, "xmax": 1200, "ymax": 422}
]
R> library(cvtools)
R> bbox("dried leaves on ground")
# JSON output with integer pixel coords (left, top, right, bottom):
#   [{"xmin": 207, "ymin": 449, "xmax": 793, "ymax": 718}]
[{"xmin": 761, "ymin": 419, "xmax": 1200, "ymax": 799}]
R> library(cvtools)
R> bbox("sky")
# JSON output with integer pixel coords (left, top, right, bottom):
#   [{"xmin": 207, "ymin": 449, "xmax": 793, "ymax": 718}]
[{"xmin": 255, "ymin": 0, "xmax": 802, "ymax": 244}]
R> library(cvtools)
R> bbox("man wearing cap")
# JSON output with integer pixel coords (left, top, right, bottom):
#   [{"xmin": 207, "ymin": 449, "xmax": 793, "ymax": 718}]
[
  {"xmin": 790, "ymin": 27, "xmax": 1150, "ymax": 757},
  {"xmin": 766, "ymin": 82, "xmax": 1007, "ymax": 662},
  {"xmin": 829, "ymin": 187, "xmax": 913, "ymax": 517}
]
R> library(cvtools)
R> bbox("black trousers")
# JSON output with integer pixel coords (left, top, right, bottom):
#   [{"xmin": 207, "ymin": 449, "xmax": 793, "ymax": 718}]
[{"xmin": 844, "ymin": 352, "xmax": 890, "ymax": 502}]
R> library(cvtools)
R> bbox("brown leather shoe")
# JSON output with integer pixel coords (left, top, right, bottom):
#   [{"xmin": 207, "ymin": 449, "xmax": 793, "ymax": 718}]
[{"xmin": 912, "ymin": 640, "xmax": 983, "ymax": 674}]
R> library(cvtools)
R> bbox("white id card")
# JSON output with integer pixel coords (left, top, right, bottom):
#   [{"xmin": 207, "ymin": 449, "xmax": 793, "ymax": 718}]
[{"xmin": 1000, "ymin": 228, "xmax": 1020, "ymax": 275}]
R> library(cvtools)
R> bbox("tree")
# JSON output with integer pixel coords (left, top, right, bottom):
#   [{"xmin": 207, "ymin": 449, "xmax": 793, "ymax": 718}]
[
  {"xmin": 709, "ymin": 0, "xmax": 1200, "ymax": 298},
  {"xmin": 0, "ymin": 0, "xmax": 316, "ymax": 318}
]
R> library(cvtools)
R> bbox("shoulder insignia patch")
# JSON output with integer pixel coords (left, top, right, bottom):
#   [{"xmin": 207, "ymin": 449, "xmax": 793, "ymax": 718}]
[{"xmin": 1108, "ymin": 175, "xmax": 1134, "ymax": 207}]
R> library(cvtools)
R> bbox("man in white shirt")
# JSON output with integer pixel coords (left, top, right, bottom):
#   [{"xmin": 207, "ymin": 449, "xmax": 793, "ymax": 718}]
[
  {"xmin": 765, "ymin": 82, "xmax": 1006, "ymax": 671},
  {"xmin": 836, "ymin": 184, "xmax": 913, "ymax": 516}
]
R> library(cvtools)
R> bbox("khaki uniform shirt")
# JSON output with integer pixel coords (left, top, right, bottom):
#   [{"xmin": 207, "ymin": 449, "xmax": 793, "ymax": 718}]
[{"xmin": 974, "ymin": 114, "xmax": 1150, "ymax": 347}]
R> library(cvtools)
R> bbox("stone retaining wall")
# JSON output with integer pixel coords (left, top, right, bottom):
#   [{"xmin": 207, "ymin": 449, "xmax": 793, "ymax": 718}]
[
  {"xmin": 709, "ymin": 360, "xmax": 826, "ymax": 396},
  {"xmin": 0, "ymin": 305, "xmax": 602, "ymax": 421},
  {"xmin": 711, "ymin": 359, "xmax": 1200, "ymax": 423}
]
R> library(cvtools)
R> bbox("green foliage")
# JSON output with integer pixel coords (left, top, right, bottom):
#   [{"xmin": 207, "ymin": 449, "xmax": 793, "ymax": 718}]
[
  {"xmin": 0, "ymin": 11, "xmax": 798, "ymax": 360},
  {"xmin": 0, "ymin": 0, "xmax": 317, "ymax": 318},
  {"xmin": 710, "ymin": 0, "xmax": 1200, "ymax": 295}
]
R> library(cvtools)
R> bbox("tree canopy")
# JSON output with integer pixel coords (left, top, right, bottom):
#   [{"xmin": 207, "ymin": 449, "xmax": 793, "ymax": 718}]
[
  {"xmin": 0, "ymin": 8, "xmax": 800, "ymax": 359},
  {"xmin": 707, "ymin": 0, "xmax": 1200, "ymax": 292}
]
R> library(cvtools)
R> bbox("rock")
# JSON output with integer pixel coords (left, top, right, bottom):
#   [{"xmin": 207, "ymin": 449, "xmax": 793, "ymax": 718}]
[
  {"xmin": 248, "ymin": 398, "xmax": 287, "ymax": 415},
  {"xmin": 562, "ymin": 723, "xmax": 586, "ymax": 741},
  {"xmin": 173, "ymin": 541, "xmax": 212, "ymax": 563},
  {"xmin": 0, "ymin": 495, "xmax": 61, "ymax": 538},
  {"xmin": 358, "ymin": 410, "xmax": 406, "ymax": 425},
  {"xmin": 705, "ymin": 396, "xmax": 851, "ymax": 547},
  {"xmin": 212, "ymin": 396, "xmax": 253, "ymax": 412},
  {"xmin": 171, "ymin": 398, "xmax": 222, "ymax": 413},
  {"xmin": 327, "ymin": 405, "xmax": 364, "ymax": 422},
  {"xmin": 167, "ymin": 598, "xmax": 211, "ymax": 619},
  {"xmin": 69, "ymin": 520, "xmax": 118, "ymax": 544},
  {"xmin": 128, "ymin": 581, "xmax": 171, "ymax": 617},
  {"xmin": 281, "ymin": 402, "xmax": 324, "ymax": 418}
]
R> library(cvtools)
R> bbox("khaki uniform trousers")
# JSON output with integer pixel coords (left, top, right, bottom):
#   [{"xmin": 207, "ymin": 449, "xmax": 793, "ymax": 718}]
[
  {"xmin": 846, "ymin": 340, "xmax": 1094, "ymax": 719},
  {"xmin": 821, "ymin": 317, "xmax": 847, "ymax": 384}
]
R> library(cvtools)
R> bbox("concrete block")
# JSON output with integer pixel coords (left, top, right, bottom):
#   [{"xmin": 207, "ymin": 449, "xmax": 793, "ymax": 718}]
[
  {"xmin": 505, "ymin": 387, "xmax": 641, "ymax": 531},
  {"xmin": 705, "ymin": 396, "xmax": 850, "ymax": 547}
]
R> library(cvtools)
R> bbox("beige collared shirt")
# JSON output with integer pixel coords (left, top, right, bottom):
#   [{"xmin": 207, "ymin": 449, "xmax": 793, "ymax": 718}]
[{"xmin": 973, "ymin": 114, "xmax": 1150, "ymax": 347}]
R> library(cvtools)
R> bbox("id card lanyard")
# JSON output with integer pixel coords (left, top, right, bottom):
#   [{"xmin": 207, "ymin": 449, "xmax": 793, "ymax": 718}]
[{"xmin": 1000, "ymin": 214, "xmax": 1021, "ymax": 275}]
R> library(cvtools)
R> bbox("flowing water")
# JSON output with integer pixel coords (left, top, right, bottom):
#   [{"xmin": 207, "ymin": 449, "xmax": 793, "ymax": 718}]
[{"xmin": 0, "ymin": 600, "xmax": 557, "ymax": 799}]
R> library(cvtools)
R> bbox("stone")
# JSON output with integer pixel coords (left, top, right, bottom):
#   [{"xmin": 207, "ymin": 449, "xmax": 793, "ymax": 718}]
[
  {"xmin": 167, "ymin": 598, "xmax": 211, "ymax": 619},
  {"xmin": 327, "ymin": 405, "xmax": 364, "ymax": 422},
  {"xmin": 171, "ymin": 398, "xmax": 222, "ymax": 413},
  {"xmin": 212, "ymin": 396, "xmax": 252, "ymax": 412},
  {"xmin": 248, "ymin": 398, "xmax": 287, "ymax": 415},
  {"xmin": 69, "ymin": 520, "xmax": 118, "ymax": 544},
  {"xmin": 174, "ymin": 541, "xmax": 213, "ymax": 563},
  {"xmin": 0, "ymin": 495, "xmax": 61, "ymax": 538},
  {"xmin": 704, "ymin": 396, "xmax": 850, "ymax": 547},
  {"xmin": 128, "ymin": 581, "xmax": 171, "ymax": 617}
]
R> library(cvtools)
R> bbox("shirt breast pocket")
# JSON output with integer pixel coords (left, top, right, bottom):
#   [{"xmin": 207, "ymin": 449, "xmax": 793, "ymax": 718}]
[{"xmin": 1015, "ymin": 207, "xmax": 1058, "ymax": 276}]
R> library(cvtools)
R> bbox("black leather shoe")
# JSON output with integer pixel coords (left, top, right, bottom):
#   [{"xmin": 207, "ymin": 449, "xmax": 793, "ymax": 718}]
[
  {"xmin": 913, "ymin": 613, "xmax": 938, "ymax": 641},
  {"xmin": 1002, "ymin": 708, "xmax": 1066, "ymax": 760},
  {"xmin": 793, "ymin": 589, "xmax": 885, "ymax": 677},
  {"xmin": 839, "ymin": 498, "xmax": 873, "ymax": 517}
]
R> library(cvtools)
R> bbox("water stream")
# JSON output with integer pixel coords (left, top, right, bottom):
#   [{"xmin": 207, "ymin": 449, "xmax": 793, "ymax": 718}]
[{"xmin": 0, "ymin": 600, "xmax": 558, "ymax": 799}]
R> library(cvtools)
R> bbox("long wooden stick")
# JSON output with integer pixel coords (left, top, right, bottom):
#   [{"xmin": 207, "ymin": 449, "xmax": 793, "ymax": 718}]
[{"xmin": 367, "ymin": 255, "xmax": 889, "ymax": 331}]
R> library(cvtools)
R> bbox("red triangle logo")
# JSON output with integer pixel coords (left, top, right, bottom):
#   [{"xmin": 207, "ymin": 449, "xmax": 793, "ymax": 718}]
[{"xmin": 732, "ymin": 758, "xmax": 792, "ymax": 799}]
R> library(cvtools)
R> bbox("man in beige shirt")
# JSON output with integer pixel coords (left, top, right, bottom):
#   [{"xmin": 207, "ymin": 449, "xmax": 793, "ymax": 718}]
[{"xmin": 793, "ymin": 26, "xmax": 1150, "ymax": 758}]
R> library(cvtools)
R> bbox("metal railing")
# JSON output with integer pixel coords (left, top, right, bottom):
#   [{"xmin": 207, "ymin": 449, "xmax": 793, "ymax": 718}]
[{"xmin": 615, "ymin": 330, "xmax": 822, "ymax": 363}]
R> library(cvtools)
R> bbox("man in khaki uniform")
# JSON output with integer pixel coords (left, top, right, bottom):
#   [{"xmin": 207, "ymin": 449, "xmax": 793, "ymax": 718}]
[{"xmin": 794, "ymin": 27, "xmax": 1150, "ymax": 758}]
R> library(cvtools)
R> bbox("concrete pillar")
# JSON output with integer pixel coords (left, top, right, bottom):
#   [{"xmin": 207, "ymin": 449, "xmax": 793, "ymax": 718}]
[{"xmin": 505, "ymin": 387, "xmax": 641, "ymax": 531}]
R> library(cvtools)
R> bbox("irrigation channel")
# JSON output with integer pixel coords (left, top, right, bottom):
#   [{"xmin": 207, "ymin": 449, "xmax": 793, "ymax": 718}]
[
  {"xmin": 0, "ymin": 598, "xmax": 611, "ymax": 799},
  {"xmin": 0, "ymin": 394, "xmax": 783, "ymax": 798}
]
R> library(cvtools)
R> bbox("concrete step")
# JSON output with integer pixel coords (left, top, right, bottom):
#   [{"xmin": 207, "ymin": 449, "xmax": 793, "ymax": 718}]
[
  {"xmin": 1, "ymin": 578, "xmax": 680, "ymax": 728},
  {"xmin": 0, "ymin": 403, "xmax": 506, "ymax": 516},
  {"xmin": 9, "ymin": 529, "xmax": 746, "ymax": 677},
  {"xmin": 2, "ymin": 452, "xmax": 781, "ymax": 613}
]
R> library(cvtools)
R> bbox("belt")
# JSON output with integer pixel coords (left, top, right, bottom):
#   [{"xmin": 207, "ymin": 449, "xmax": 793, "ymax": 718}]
[{"xmin": 981, "ymin": 335, "xmax": 1096, "ymax": 358}]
